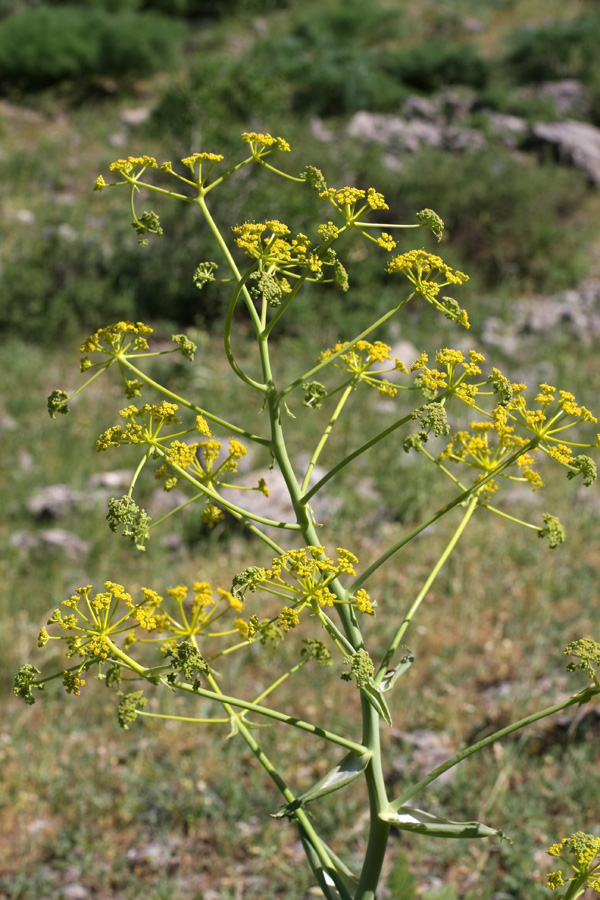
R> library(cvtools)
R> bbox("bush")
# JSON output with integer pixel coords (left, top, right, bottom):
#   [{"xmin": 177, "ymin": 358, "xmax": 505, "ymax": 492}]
[
  {"xmin": 0, "ymin": 225, "xmax": 136, "ymax": 342},
  {"xmin": 0, "ymin": 6, "xmax": 183, "ymax": 92},
  {"xmin": 391, "ymin": 148, "xmax": 589, "ymax": 293},
  {"xmin": 385, "ymin": 40, "xmax": 490, "ymax": 93},
  {"xmin": 504, "ymin": 14, "xmax": 600, "ymax": 84},
  {"xmin": 36, "ymin": 0, "xmax": 289, "ymax": 15}
]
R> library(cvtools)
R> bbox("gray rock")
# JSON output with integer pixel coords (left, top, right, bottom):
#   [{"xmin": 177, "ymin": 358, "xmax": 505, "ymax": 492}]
[
  {"xmin": 88, "ymin": 469, "xmax": 134, "ymax": 491},
  {"xmin": 530, "ymin": 119, "xmax": 600, "ymax": 183},
  {"xmin": 402, "ymin": 94, "xmax": 439, "ymax": 121},
  {"xmin": 482, "ymin": 278, "xmax": 600, "ymax": 350},
  {"xmin": 60, "ymin": 884, "xmax": 89, "ymax": 900},
  {"xmin": 15, "ymin": 209, "xmax": 35, "ymax": 225},
  {"xmin": 485, "ymin": 112, "xmax": 527, "ymax": 148},
  {"xmin": 27, "ymin": 484, "xmax": 84, "ymax": 519},
  {"xmin": 9, "ymin": 531, "xmax": 39, "ymax": 553},
  {"xmin": 436, "ymin": 86, "xmax": 478, "ymax": 121},
  {"xmin": 10, "ymin": 529, "xmax": 89, "ymax": 559},
  {"xmin": 121, "ymin": 106, "xmax": 150, "ymax": 126},
  {"xmin": 310, "ymin": 116, "xmax": 335, "ymax": 142},
  {"xmin": 443, "ymin": 125, "xmax": 486, "ymax": 151},
  {"xmin": 38, "ymin": 529, "xmax": 90, "ymax": 559},
  {"xmin": 537, "ymin": 79, "xmax": 589, "ymax": 117},
  {"xmin": 462, "ymin": 16, "xmax": 485, "ymax": 33},
  {"xmin": 347, "ymin": 111, "xmax": 445, "ymax": 151}
]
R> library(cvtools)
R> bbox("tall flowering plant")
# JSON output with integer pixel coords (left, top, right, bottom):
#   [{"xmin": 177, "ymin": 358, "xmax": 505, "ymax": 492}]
[{"xmin": 16, "ymin": 133, "xmax": 600, "ymax": 899}]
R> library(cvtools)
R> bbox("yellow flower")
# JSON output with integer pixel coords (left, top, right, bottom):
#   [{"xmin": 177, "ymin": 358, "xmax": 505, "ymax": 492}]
[
  {"xmin": 367, "ymin": 188, "xmax": 388, "ymax": 210},
  {"xmin": 334, "ymin": 187, "xmax": 365, "ymax": 206}
]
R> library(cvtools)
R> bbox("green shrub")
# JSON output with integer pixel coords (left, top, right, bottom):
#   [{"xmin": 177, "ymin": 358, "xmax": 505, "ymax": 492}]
[
  {"xmin": 0, "ymin": 6, "xmax": 183, "ymax": 92},
  {"xmin": 504, "ymin": 14, "xmax": 600, "ymax": 84},
  {"xmin": 0, "ymin": 227, "xmax": 136, "ymax": 342},
  {"xmin": 385, "ymin": 40, "xmax": 490, "ymax": 93},
  {"xmin": 386, "ymin": 148, "xmax": 588, "ymax": 293},
  {"xmin": 37, "ymin": 0, "xmax": 289, "ymax": 14}
]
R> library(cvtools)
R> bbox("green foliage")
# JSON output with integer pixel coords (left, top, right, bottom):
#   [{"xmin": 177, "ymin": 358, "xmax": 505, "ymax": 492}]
[
  {"xmin": 384, "ymin": 40, "xmax": 489, "ymax": 93},
  {"xmin": 0, "ymin": 6, "xmax": 183, "ymax": 92},
  {"xmin": 0, "ymin": 226, "xmax": 137, "ymax": 343},
  {"xmin": 391, "ymin": 148, "xmax": 588, "ymax": 292},
  {"xmin": 504, "ymin": 14, "xmax": 600, "ymax": 84}
]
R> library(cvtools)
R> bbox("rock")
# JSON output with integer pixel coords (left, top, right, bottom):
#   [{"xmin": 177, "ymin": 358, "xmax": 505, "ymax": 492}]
[
  {"xmin": 88, "ymin": 469, "xmax": 134, "ymax": 491},
  {"xmin": 436, "ymin": 86, "xmax": 478, "ymax": 121},
  {"xmin": 38, "ymin": 529, "xmax": 90, "ymax": 559},
  {"xmin": 529, "ymin": 119, "xmax": 600, "ymax": 183},
  {"xmin": 348, "ymin": 104, "xmax": 486, "ymax": 159},
  {"xmin": 536, "ymin": 79, "xmax": 589, "ymax": 117},
  {"xmin": 121, "ymin": 107, "xmax": 150, "ymax": 126},
  {"xmin": 26, "ymin": 485, "xmax": 84, "ymax": 519},
  {"xmin": 347, "ymin": 111, "xmax": 444, "ymax": 151},
  {"xmin": 15, "ymin": 209, "xmax": 35, "ymax": 225},
  {"xmin": 18, "ymin": 450, "xmax": 35, "ymax": 471},
  {"xmin": 148, "ymin": 487, "xmax": 189, "ymax": 517},
  {"xmin": 485, "ymin": 112, "xmax": 527, "ymax": 148},
  {"xmin": 462, "ymin": 16, "xmax": 485, "ymax": 33},
  {"xmin": 402, "ymin": 94, "xmax": 439, "ymax": 121},
  {"xmin": 60, "ymin": 884, "xmax": 89, "ymax": 900},
  {"xmin": 10, "ymin": 528, "xmax": 89, "ymax": 559},
  {"xmin": 108, "ymin": 132, "xmax": 127, "ymax": 148},
  {"xmin": 221, "ymin": 464, "xmax": 339, "ymax": 531},
  {"xmin": 482, "ymin": 278, "xmax": 600, "ymax": 349},
  {"xmin": 391, "ymin": 728, "xmax": 456, "ymax": 783},
  {"xmin": 9, "ymin": 531, "xmax": 39, "ymax": 553},
  {"xmin": 310, "ymin": 117, "xmax": 335, "ymax": 142},
  {"xmin": 443, "ymin": 125, "xmax": 486, "ymax": 151}
]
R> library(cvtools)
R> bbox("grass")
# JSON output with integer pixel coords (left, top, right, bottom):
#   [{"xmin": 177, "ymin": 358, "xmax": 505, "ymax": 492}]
[
  {"xmin": 2, "ymin": 1, "xmax": 600, "ymax": 896},
  {"xmin": 1, "ymin": 312, "xmax": 599, "ymax": 898}
]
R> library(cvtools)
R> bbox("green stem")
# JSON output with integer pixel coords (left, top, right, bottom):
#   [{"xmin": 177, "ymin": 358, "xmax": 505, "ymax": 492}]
[
  {"xmin": 390, "ymin": 686, "xmax": 598, "ymax": 810},
  {"xmin": 281, "ymin": 294, "xmax": 415, "ymax": 398},
  {"xmin": 355, "ymin": 694, "xmax": 391, "ymax": 900},
  {"xmin": 171, "ymin": 679, "xmax": 366, "ymax": 754},
  {"xmin": 375, "ymin": 494, "xmax": 479, "ymax": 683},
  {"xmin": 222, "ymin": 263, "xmax": 267, "ymax": 390},
  {"xmin": 351, "ymin": 438, "xmax": 539, "ymax": 592},
  {"xmin": 302, "ymin": 383, "xmax": 355, "ymax": 494},
  {"xmin": 117, "ymin": 356, "xmax": 270, "ymax": 445},
  {"xmin": 196, "ymin": 194, "xmax": 263, "ymax": 333},
  {"xmin": 303, "ymin": 410, "xmax": 415, "ymax": 503},
  {"xmin": 153, "ymin": 454, "xmax": 301, "ymax": 531}
]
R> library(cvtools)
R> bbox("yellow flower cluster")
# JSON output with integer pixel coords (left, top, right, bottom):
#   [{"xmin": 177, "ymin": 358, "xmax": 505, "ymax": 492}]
[
  {"xmin": 546, "ymin": 832, "xmax": 600, "ymax": 893},
  {"xmin": 241, "ymin": 132, "xmax": 291, "ymax": 152},
  {"xmin": 233, "ymin": 546, "xmax": 371, "ymax": 639},
  {"xmin": 318, "ymin": 340, "xmax": 408, "ymax": 397},
  {"xmin": 435, "ymin": 367, "xmax": 599, "ymax": 495},
  {"xmin": 97, "ymin": 401, "xmax": 182, "ymax": 453},
  {"xmin": 80, "ymin": 320, "xmax": 153, "ymax": 356},
  {"xmin": 233, "ymin": 220, "xmax": 322, "ymax": 277},
  {"xmin": 410, "ymin": 349, "xmax": 485, "ymax": 402},
  {"xmin": 108, "ymin": 156, "xmax": 158, "ymax": 175},
  {"xmin": 41, "ymin": 578, "xmax": 250, "ymax": 688},
  {"xmin": 387, "ymin": 251, "xmax": 470, "ymax": 327},
  {"xmin": 181, "ymin": 152, "xmax": 224, "ymax": 168}
]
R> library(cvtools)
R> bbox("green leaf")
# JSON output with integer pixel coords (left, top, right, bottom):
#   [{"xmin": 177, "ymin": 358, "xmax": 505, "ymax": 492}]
[
  {"xmin": 298, "ymin": 826, "xmax": 356, "ymax": 900},
  {"xmin": 379, "ymin": 649, "xmax": 415, "ymax": 692},
  {"xmin": 273, "ymin": 750, "xmax": 371, "ymax": 817},
  {"xmin": 361, "ymin": 681, "xmax": 392, "ymax": 725},
  {"xmin": 380, "ymin": 806, "xmax": 503, "ymax": 839}
]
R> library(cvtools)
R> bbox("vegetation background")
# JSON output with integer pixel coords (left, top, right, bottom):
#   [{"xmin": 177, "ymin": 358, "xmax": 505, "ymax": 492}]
[{"xmin": 1, "ymin": 0, "xmax": 600, "ymax": 897}]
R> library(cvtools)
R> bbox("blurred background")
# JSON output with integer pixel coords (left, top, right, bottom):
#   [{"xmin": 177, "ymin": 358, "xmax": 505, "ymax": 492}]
[{"xmin": 1, "ymin": 1, "xmax": 600, "ymax": 898}]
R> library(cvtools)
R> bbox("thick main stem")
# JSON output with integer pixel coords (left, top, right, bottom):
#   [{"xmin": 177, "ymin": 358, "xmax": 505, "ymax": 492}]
[{"xmin": 265, "ymin": 382, "xmax": 391, "ymax": 900}]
